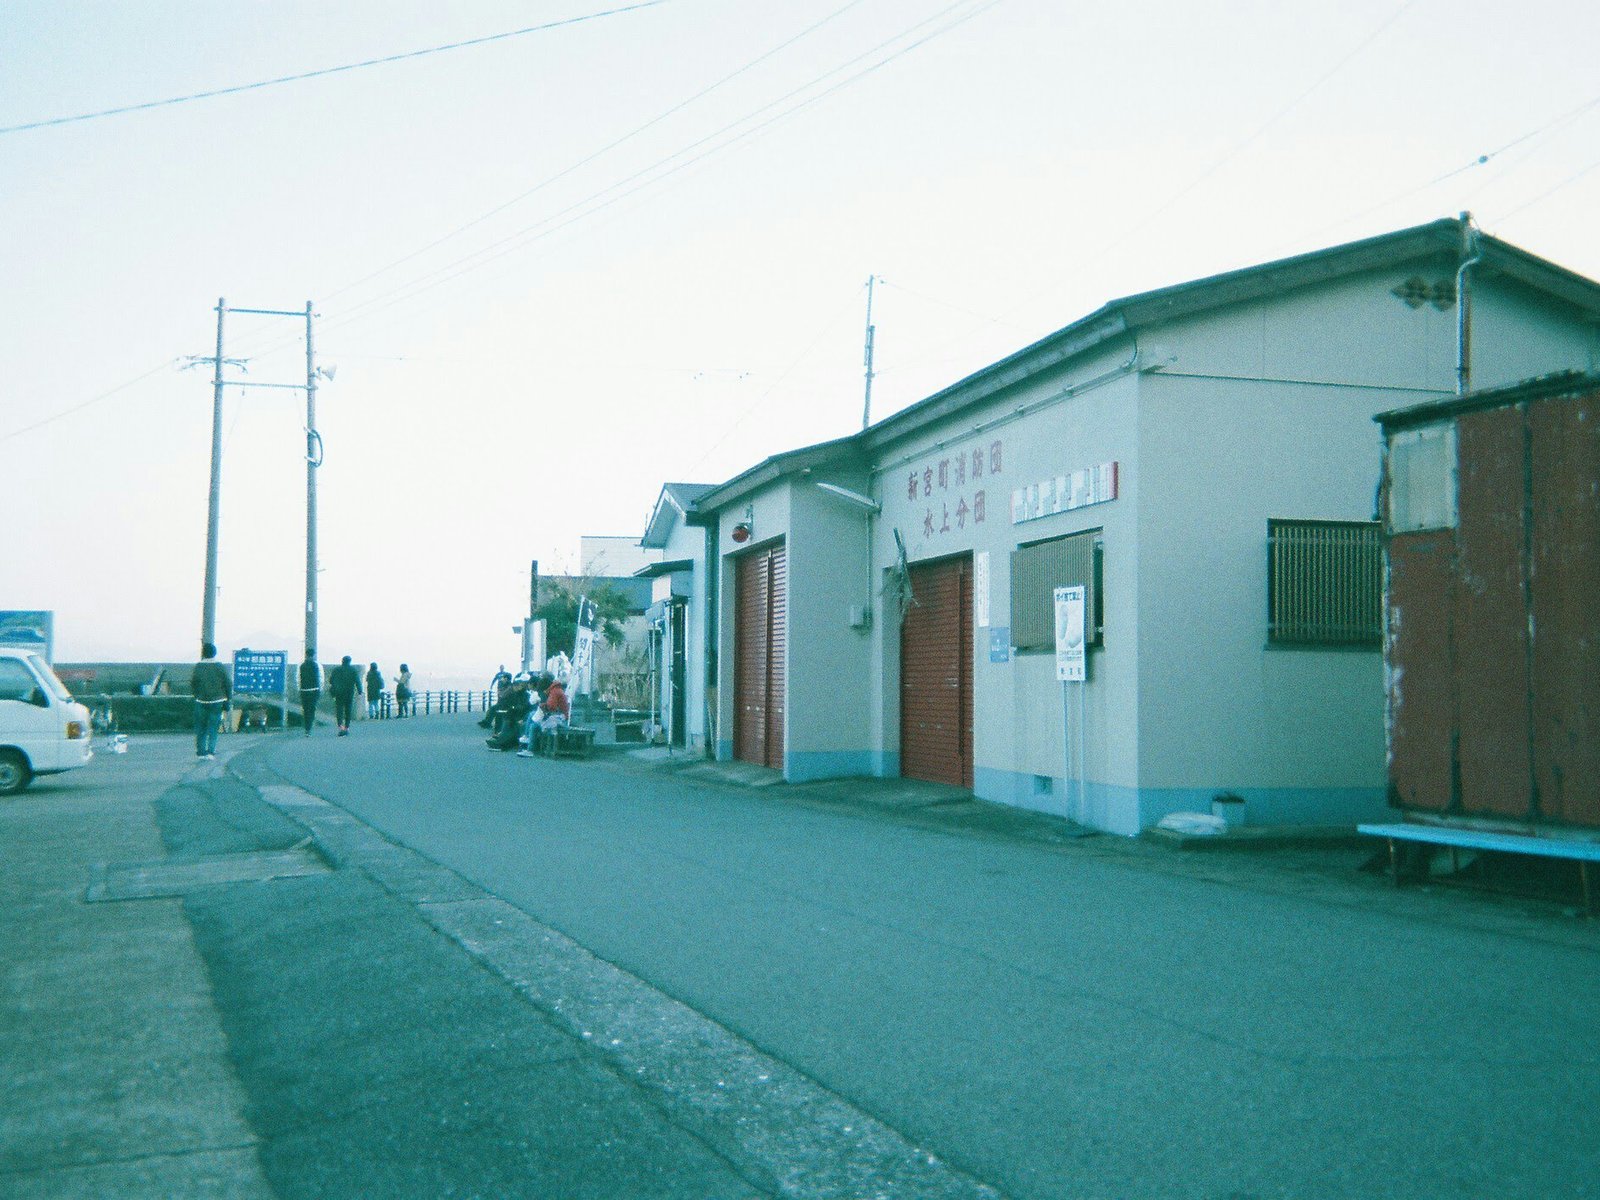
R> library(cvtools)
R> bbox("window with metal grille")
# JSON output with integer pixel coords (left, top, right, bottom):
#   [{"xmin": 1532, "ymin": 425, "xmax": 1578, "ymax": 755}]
[
  {"xmin": 1267, "ymin": 519, "xmax": 1381, "ymax": 647},
  {"xmin": 1010, "ymin": 529, "xmax": 1103, "ymax": 652}
]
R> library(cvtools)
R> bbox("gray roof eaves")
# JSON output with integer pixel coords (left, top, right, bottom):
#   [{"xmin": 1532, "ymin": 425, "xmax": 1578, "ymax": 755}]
[
  {"xmin": 691, "ymin": 433, "xmax": 865, "ymax": 515},
  {"xmin": 860, "ymin": 218, "xmax": 1600, "ymax": 453}
]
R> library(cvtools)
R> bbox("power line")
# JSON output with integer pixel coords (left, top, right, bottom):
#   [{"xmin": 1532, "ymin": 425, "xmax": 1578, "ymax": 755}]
[
  {"xmin": 685, "ymin": 282, "xmax": 870, "ymax": 476},
  {"xmin": 325, "ymin": 0, "xmax": 869, "ymax": 303},
  {"xmin": 227, "ymin": 0, "xmax": 1001, "ymax": 364},
  {"xmin": 9, "ymin": 0, "xmax": 1001, "ymax": 439},
  {"xmin": 1281, "ymin": 87, "xmax": 1600, "ymax": 249},
  {"xmin": 0, "ymin": 359, "xmax": 178, "ymax": 443},
  {"xmin": 0, "ymin": 2, "xmax": 668, "ymax": 136},
  {"xmin": 311, "ymin": 0, "xmax": 1005, "ymax": 340}
]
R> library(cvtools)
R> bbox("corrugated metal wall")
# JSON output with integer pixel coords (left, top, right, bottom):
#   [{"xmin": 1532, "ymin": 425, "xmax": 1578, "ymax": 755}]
[
  {"xmin": 899, "ymin": 555, "xmax": 973, "ymax": 789},
  {"xmin": 1386, "ymin": 387, "xmax": 1599, "ymax": 828},
  {"xmin": 733, "ymin": 543, "xmax": 786, "ymax": 770}
]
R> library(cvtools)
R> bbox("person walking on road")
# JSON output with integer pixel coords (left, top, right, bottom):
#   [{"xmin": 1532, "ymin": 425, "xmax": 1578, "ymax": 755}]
[
  {"xmin": 329, "ymin": 655, "xmax": 361, "ymax": 736},
  {"xmin": 395, "ymin": 663, "xmax": 413, "ymax": 718},
  {"xmin": 190, "ymin": 642, "xmax": 231, "ymax": 760},
  {"xmin": 365, "ymin": 662, "xmax": 384, "ymax": 720},
  {"xmin": 298, "ymin": 650, "xmax": 323, "ymax": 735}
]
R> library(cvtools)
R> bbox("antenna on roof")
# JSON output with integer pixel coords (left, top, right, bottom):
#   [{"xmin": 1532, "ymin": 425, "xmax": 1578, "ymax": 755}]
[{"xmin": 861, "ymin": 275, "xmax": 877, "ymax": 430}]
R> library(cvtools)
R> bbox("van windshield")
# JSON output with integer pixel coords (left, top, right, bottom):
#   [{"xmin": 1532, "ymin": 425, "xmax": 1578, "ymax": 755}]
[{"xmin": 27, "ymin": 655, "xmax": 74, "ymax": 703}]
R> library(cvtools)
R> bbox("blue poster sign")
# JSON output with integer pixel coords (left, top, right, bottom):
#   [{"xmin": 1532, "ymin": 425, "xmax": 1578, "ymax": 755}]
[
  {"xmin": 989, "ymin": 627, "xmax": 1011, "ymax": 663},
  {"xmin": 233, "ymin": 649, "xmax": 287, "ymax": 695}
]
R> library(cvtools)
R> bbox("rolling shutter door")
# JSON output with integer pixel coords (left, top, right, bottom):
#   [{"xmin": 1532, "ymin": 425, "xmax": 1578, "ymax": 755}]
[
  {"xmin": 900, "ymin": 555, "xmax": 973, "ymax": 788},
  {"xmin": 734, "ymin": 543, "xmax": 786, "ymax": 769}
]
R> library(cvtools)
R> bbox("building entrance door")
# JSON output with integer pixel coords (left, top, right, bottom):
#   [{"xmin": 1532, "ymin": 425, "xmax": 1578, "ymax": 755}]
[
  {"xmin": 899, "ymin": 554, "xmax": 973, "ymax": 788},
  {"xmin": 734, "ymin": 543, "xmax": 786, "ymax": 769}
]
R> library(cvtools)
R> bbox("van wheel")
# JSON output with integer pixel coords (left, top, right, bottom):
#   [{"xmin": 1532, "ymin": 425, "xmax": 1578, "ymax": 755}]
[{"xmin": 0, "ymin": 750, "xmax": 30, "ymax": 796}]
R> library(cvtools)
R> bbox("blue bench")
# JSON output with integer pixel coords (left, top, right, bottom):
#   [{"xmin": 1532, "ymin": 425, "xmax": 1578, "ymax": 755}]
[{"xmin": 1358, "ymin": 822, "xmax": 1600, "ymax": 913}]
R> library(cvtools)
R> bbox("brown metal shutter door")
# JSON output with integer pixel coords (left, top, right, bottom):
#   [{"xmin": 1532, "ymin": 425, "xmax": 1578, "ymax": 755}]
[
  {"xmin": 734, "ymin": 544, "xmax": 786, "ymax": 770},
  {"xmin": 767, "ymin": 545, "xmax": 787, "ymax": 768},
  {"xmin": 900, "ymin": 556, "xmax": 973, "ymax": 788},
  {"xmin": 734, "ymin": 550, "xmax": 769, "ymax": 766}
]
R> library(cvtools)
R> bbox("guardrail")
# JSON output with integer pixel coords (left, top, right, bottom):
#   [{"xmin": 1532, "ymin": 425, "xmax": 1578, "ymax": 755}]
[{"xmin": 368, "ymin": 690, "xmax": 494, "ymax": 718}]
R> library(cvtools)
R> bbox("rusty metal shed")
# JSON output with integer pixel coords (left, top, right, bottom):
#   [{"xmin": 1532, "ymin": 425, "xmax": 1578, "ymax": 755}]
[{"xmin": 1377, "ymin": 371, "xmax": 1600, "ymax": 831}]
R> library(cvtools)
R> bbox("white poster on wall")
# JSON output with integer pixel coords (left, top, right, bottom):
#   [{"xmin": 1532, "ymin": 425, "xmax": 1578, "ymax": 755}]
[
  {"xmin": 974, "ymin": 551, "xmax": 990, "ymax": 627},
  {"xmin": 1054, "ymin": 585, "xmax": 1085, "ymax": 682}
]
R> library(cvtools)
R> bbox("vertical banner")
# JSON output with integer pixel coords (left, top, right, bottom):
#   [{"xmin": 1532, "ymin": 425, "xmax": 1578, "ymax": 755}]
[
  {"xmin": 571, "ymin": 594, "xmax": 597, "ymax": 695},
  {"xmin": 1054, "ymin": 585, "xmax": 1086, "ymax": 682}
]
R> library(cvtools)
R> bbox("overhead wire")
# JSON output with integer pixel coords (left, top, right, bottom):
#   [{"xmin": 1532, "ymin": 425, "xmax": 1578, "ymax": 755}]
[
  {"xmin": 684, "ymin": 281, "xmax": 870, "ymax": 476},
  {"xmin": 0, "ymin": 2, "xmax": 669, "ymax": 136},
  {"xmin": 0, "ymin": 359, "xmax": 179, "ymax": 444},
  {"xmin": 1282, "ymin": 88, "xmax": 1600, "ymax": 249},
  {"xmin": 311, "ymin": 0, "xmax": 1004, "ymax": 340},
  {"xmin": 324, "ymin": 0, "xmax": 870, "ymax": 303},
  {"xmin": 236, "ymin": 0, "xmax": 1003, "ymax": 359}
]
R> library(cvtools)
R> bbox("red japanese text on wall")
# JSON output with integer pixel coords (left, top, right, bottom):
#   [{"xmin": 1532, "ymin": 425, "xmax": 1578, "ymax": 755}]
[{"xmin": 901, "ymin": 439, "xmax": 1004, "ymax": 540}]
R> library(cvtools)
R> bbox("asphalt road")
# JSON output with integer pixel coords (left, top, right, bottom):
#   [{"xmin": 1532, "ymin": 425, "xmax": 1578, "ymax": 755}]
[{"xmin": 260, "ymin": 715, "xmax": 1600, "ymax": 1200}]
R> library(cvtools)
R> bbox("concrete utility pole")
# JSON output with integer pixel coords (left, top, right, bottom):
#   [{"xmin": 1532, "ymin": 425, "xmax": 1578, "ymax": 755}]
[
  {"xmin": 194, "ymin": 299, "xmax": 322, "ymax": 661},
  {"xmin": 861, "ymin": 275, "xmax": 877, "ymax": 430},
  {"xmin": 304, "ymin": 301, "xmax": 320, "ymax": 656},
  {"xmin": 200, "ymin": 297, "xmax": 227, "ymax": 651}
]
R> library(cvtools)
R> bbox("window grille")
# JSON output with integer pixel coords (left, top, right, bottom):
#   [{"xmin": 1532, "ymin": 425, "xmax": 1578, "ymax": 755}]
[
  {"xmin": 1267, "ymin": 519, "xmax": 1381, "ymax": 647},
  {"xmin": 1011, "ymin": 529, "xmax": 1103, "ymax": 652}
]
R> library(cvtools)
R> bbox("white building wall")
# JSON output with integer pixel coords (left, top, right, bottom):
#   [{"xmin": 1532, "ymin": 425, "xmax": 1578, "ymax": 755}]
[
  {"xmin": 869, "ymin": 344, "xmax": 1145, "ymax": 828},
  {"xmin": 784, "ymin": 472, "xmax": 874, "ymax": 780}
]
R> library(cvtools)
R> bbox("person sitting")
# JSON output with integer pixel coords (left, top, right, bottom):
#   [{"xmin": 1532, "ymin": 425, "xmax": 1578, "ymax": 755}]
[
  {"xmin": 486, "ymin": 675, "xmax": 534, "ymax": 751},
  {"xmin": 521, "ymin": 674, "xmax": 569, "ymax": 757}
]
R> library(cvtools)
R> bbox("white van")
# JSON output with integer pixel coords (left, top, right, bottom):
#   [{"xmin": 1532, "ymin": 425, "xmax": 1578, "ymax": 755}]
[{"xmin": 0, "ymin": 648, "xmax": 93, "ymax": 795}]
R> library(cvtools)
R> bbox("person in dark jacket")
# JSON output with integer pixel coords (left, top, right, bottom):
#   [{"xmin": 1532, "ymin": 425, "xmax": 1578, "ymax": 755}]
[
  {"xmin": 329, "ymin": 655, "xmax": 361, "ymax": 735},
  {"xmin": 190, "ymin": 642, "xmax": 231, "ymax": 759},
  {"xmin": 487, "ymin": 675, "xmax": 534, "ymax": 750},
  {"xmin": 395, "ymin": 664, "xmax": 413, "ymax": 717},
  {"xmin": 365, "ymin": 663, "xmax": 383, "ymax": 719},
  {"xmin": 298, "ymin": 650, "xmax": 322, "ymax": 735}
]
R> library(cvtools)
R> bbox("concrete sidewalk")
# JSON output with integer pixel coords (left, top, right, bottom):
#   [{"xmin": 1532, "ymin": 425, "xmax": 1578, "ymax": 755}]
[
  {"xmin": 0, "ymin": 736, "xmax": 272, "ymax": 1198},
  {"xmin": 2, "ymin": 731, "xmax": 1006, "ymax": 1200}
]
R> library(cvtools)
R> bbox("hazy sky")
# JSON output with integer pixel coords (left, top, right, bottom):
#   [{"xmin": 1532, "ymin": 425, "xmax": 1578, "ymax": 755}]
[{"xmin": 4, "ymin": 0, "xmax": 1597, "ymax": 683}]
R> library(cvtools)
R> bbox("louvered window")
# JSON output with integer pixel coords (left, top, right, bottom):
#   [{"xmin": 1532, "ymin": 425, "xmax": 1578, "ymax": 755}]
[
  {"xmin": 1267, "ymin": 519, "xmax": 1381, "ymax": 647},
  {"xmin": 1010, "ymin": 530, "xmax": 1103, "ymax": 652}
]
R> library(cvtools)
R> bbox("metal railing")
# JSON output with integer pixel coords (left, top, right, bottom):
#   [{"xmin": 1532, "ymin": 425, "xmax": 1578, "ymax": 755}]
[{"xmin": 362, "ymin": 690, "xmax": 495, "ymax": 718}]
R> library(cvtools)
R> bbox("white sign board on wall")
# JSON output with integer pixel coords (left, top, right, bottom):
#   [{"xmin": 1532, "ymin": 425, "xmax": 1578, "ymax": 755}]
[{"xmin": 1054, "ymin": 586, "xmax": 1086, "ymax": 682}]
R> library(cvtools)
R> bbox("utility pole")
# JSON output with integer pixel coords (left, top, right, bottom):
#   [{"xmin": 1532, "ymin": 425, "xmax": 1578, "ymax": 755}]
[
  {"xmin": 304, "ymin": 301, "xmax": 320, "ymax": 656},
  {"xmin": 200, "ymin": 297, "xmax": 227, "ymax": 651},
  {"xmin": 193, "ymin": 300, "xmax": 324, "ymax": 662},
  {"xmin": 861, "ymin": 274, "xmax": 877, "ymax": 430}
]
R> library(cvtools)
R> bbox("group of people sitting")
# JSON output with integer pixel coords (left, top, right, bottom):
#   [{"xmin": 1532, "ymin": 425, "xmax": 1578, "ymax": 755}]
[{"xmin": 483, "ymin": 670, "xmax": 569, "ymax": 756}]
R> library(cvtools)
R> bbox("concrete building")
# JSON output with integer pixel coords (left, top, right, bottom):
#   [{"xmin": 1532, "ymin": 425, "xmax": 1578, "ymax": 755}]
[
  {"xmin": 580, "ymin": 535, "xmax": 663, "ymax": 578},
  {"xmin": 691, "ymin": 218, "xmax": 1600, "ymax": 834},
  {"xmin": 636, "ymin": 484, "xmax": 716, "ymax": 751}
]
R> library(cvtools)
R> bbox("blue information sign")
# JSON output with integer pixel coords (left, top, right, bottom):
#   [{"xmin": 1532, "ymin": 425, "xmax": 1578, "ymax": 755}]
[
  {"xmin": 989, "ymin": 627, "xmax": 1011, "ymax": 663},
  {"xmin": 233, "ymin": 649, "xmax": 287, "ymax": 695}
]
